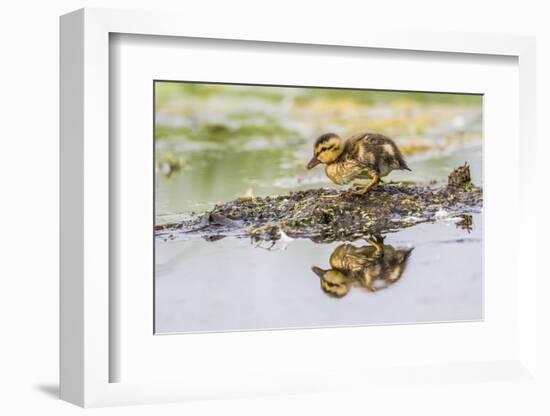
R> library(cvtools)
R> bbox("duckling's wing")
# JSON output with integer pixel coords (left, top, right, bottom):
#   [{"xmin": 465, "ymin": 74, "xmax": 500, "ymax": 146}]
[
  {"xmin": 344, "ymin": 252, "xmax": 370, "ymax": 269},
  {"xmin": 363, "ymin": 133, "xmax": 390, "ymax": 146},
  {"xmin": 342, "ymin": 133, "xmax": 371, "ymax": 163},
  {"xmin": 344, "ymin": 132, "xmax": 376, "ymax": 153},
  {"xmin": 361, "ymin": 133, "xmax": 411, "ymax": 171},
  {"xmin": 345, "ymin": 133, "xmax": 390, "ymax": 167},
  {"xmin": 344, "ymin": 133, "xmax": 412, "ymax": 173}
]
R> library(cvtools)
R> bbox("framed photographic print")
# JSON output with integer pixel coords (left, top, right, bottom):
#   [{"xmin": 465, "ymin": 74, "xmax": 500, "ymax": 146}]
[
  {"xmin": 153, "ymin": 81, "xmax": 483, "ymax": 334},
  {"xmin": 60, "ymin": 8, "xmax": 539, "ymax": 408}
]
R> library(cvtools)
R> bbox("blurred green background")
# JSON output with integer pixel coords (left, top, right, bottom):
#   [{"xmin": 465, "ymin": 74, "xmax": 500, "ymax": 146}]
[{"xmin": 155, "ymin": 82, "xmax": 482, "ymax": 222}]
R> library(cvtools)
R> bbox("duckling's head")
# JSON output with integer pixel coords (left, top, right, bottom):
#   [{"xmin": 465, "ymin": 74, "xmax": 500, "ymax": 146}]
[
  {"xmin": 311, "ymin": 266, "xmax": 350, "ymax": 297},
  {"xmin": 307, "ymin": 133, "xmax": 344, "ymax": 169}
]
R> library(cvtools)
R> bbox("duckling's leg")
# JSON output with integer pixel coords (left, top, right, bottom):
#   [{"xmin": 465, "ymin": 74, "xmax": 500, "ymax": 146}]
[
  {"xmin": 367, "ymin": 237, "xmax": 384, "ymax": 255},
  {"xmin": 353, "ymin": 175, "xmax": 380, "ymax": 195}
]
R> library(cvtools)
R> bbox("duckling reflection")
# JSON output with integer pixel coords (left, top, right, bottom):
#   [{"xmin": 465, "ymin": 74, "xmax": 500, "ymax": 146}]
[{"xmin": 311, "ymin": 236, "xmax": 413, "ymax": 298}]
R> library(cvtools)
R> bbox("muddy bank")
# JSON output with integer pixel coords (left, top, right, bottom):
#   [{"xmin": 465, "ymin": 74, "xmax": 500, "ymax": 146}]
[{"xmin": 156, "ymin": 164, "xmax": 482, "ymax": 243}]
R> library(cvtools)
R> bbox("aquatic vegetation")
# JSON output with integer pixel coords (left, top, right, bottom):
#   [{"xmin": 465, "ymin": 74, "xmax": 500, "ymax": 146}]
[
  {"xmin": 156, "ymin": 165, "xmax": 482, "ymax": 243},
  {"xmin": 154, "ymin": 82, "xmax": 482, "ymax": 156},
  {"xmin": 156, "ymin": 152, "xmax": 185, "ymax": 177},
  {"xmin": 294, "ymin": 89, "xmax": 482, "ymax": 107},
  {"xmin": 447, "ymin": 162, "xmax": 472, "ymax": 188},
  {"xmin": 155, "ymin": 121, "xmax": 300, "ymax": 142}
]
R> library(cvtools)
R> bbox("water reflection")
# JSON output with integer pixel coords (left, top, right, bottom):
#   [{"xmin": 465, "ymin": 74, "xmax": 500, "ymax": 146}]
[
  {"xmin": 311, "ymin": 236, "xmax": 413, "ymax": 298},
  {"xmin": 456, "ymin": 214, "xmax": 473, "ymax": 233}
]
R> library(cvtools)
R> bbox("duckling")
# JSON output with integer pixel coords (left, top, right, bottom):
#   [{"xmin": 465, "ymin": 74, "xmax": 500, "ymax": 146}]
[
  {"xmin": 311, "ymin": 237, "xmax": 413, "ymax": 297},
  {"xmin": 311, "ymin": 268, "xmax": 352, "ymax": 298},
  {"xmin": 307, "ymin": 132, "xmax": 411, "ymax": 194}
]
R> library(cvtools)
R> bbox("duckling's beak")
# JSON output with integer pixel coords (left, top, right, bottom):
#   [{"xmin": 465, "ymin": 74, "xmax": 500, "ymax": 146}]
[
  {"xmin": 307, "ymin": 157, "xmax": 320, "ymax": 169},
  {"xmin": 311, "ymin": 266, "xmax": 325, "ymax": 278}
]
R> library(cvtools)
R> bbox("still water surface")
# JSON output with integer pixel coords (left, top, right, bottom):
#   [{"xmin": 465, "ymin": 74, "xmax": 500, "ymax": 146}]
[{"xmin": 155, "ymin": 213, "xmax": 482, "ymax": 333}]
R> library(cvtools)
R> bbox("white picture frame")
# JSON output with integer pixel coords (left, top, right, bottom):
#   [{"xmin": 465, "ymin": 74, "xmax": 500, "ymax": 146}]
[{"xmin": 60, "ymin": 7, "xmax": 538, "ymax": 407}]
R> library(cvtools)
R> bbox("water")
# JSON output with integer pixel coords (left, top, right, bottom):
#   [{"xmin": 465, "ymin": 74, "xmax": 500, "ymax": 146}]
[
  {"xmin": 155, "ymin": 213, "xmax": 482, "ymax": 333},
  {"xmin": 154, "ymin": 83, "xmax": 483, "ymax": 334}
]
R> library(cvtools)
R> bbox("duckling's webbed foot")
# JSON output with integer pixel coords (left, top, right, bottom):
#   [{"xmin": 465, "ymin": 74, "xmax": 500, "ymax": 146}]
[{"xmin": 352, "ymin": 175, "xmax": 380, "ymax": 195}]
